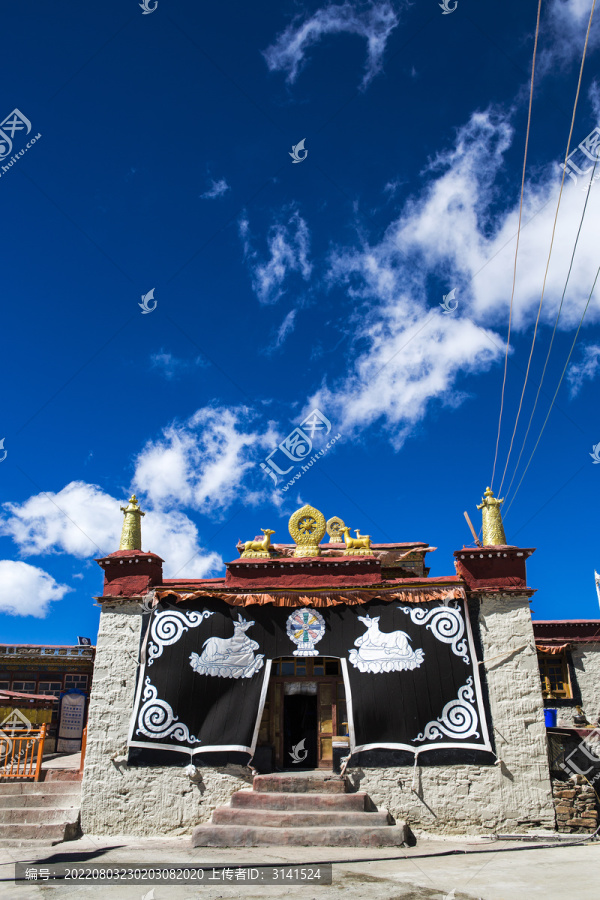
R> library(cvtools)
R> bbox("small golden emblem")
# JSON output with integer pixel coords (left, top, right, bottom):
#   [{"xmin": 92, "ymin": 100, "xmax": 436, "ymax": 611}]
[{"xmin": 326, "ymin": 516, "xmax": 346, "ymax": 542}]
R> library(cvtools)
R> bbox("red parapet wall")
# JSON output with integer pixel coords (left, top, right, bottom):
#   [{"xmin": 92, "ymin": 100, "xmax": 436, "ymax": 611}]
[
  {"xmin": 96, "ymin": 549, "xmax": 164, "ymax": 598},
  {"xmin": 224, "ymin": 556, "xmax": 382, "ymax": 589},
  {"xmin": 453, "ymin": 546, "xmax": 535, "ymax": 593}
]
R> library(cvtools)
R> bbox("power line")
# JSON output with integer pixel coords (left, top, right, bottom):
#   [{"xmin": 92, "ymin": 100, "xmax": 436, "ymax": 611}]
[
  {"xmin": 497, "ymin": 0, "xmax": 597, "ymax": 497},
  {"xmin": 490, "ymin": 0, "xmax": 543, "ymax": 490},
  {"xmin": 504, "ymin": 155, "xmax": 598, "ymax": 501},
  {"xmin": 504, "ymin": 259, "xmax": 600, "ymax": 519}
]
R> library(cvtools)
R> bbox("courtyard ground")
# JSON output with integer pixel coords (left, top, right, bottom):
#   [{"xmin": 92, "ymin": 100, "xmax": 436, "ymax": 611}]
[{"xmin": 0, "ymin": 833, "xmax": 599, "ymax": 900}]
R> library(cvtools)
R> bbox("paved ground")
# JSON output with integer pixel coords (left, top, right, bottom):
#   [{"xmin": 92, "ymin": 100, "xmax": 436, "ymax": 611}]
[{"xmin": 1, "ymin": 834, "xmax": 599, "ymax": 900}]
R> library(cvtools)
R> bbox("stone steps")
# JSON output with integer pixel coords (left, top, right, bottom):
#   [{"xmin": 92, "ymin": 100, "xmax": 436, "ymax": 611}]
[
  {"xmin": 0, "ymin": 781, "xmax": 77, "ymax": 794},
  {"xmin": 0, "ymin": 822, "xmax": 72, "ymax": 844},
  {"xmin": 213, "ymin": 807, "xmax": 391, "ymax": 828},
  {"xmin": 0, "ymin": 790, "xmax": 80, "ymax": 808},
  {"xmin": 253, "ymin": 773, "xmax": 346, "ymax": 793},
  {"xmin": 0, "ymin": 781, "xmax": 81, "ymax": 845},
  {"xmin": 231, "ymin": 790, "xmax": 370, "ymax": 811},
  {"xmin": 192, "ymin": 772, "xmax": 409, "ymax": 848},
  {"xmin": 0, "ymin": 806, "xmax": 80, "ymax": 824}
]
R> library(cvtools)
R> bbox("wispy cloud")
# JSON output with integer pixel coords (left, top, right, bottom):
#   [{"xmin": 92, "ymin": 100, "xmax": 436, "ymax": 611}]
[
  {"xmin": 274, "ymin": 309, "xmax": 297, "ymax": 348},
  {"xmin": 568, "ymin": 343, "xmax": 600, "ymax": 396},
  {"xmin": 150, "ymin": 350, "xmax": 206, "ymax": 380},
  {"xmin": 307, "ymin": 104, "xmax": 600, "ymax": 445},
  {"xmin": 200, "ymin": 177, "xmax": 231, "ymax": 199},
  {"xmin": 0, "ymin": 560, "xmax": 71, "ymax": 618},
  {"xmin": 541, "ymin": 0, "xmax": 600, "ymax": 70},
  {"xmin": 240, "ymin": 209, "xmax": 312, "ymax": 304},
  {"xmin": 263, "ymin": 1, "xmax": 402, "ymax": 89},
  {"xmin": 132, "ymin": 405, "xmax": 280, "ymax": 514}
]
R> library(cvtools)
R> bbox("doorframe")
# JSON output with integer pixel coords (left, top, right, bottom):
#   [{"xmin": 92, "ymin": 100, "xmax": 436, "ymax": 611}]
[{"xmin": 266, "ymin": 658, "xmax": 347, "ymax": 770}]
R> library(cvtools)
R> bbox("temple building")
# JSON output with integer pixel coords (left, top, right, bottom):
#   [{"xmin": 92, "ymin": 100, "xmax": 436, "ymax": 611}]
[{"xmin": 78, "ymin": 490, "xmax": 567, "ymax": 842}]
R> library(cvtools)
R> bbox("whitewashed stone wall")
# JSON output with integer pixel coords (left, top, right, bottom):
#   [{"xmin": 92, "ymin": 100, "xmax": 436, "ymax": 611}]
[
  {"xmin": 349, "ymin": 594, "xmax": 555, "ymax": 834},
  {"xmin": 80, "ymin": 601, "xmax": 251, "ymax": 836},
  {"xmin": 556, "ymin": 643, "xmax": 600, "ymax": 726},
  {"xmin": 81, "ymin": 593, "xmax": 555, "ymax": 836}
]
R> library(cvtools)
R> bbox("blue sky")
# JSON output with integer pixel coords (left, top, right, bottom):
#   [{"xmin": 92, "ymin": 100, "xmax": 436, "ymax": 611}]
[{"xmin": 1, "ymin": 0, "xmax": 600, "ymax": 643}]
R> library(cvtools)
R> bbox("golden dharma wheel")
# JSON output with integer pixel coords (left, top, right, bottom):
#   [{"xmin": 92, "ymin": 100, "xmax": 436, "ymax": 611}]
[
  {"xmin": 288, "ymin": 504, "xmax": 327, "ymax": 557},
  {"xmin": 326, "ymin": 516, "xmax": 346, "ymax": 542}
]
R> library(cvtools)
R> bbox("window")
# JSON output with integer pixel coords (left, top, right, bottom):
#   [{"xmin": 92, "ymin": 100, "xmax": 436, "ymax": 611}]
[
  {"xmin": 272, "ymin": 659, "xmax": 307, "ymax": 676},
  {"xmin": 38, "ymin": 681, "xmax": 62, "ymax": 698},
  {"xmin": 0, "ymin": 681, "xmax": 9, "ymax": 691},
  {"xmin": 271, "ymin": 658, "xmax": 341, "ymax": 676},
  {"xmin": 313, "ymin": 658, "xmax": 341, "ymax": 676},
  {"xmin": 539, "ymin": 653, "xmax": 572, "ymax": 700},
  {"xmin": 12, "ymin": 681, "xmax": 36, "ymax": 693},
  {"xmin": 64, "ymin": 674, "xmax": 88, "ymax": 690}
]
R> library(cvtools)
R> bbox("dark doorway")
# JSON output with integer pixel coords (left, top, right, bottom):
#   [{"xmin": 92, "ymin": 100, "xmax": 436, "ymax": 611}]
[{"xmin": 283, "ymin": 695, "xmax": 318, "ymax": 769}]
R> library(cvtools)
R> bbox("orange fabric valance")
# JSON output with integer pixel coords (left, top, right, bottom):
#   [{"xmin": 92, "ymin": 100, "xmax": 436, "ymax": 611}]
[{"xmin": 155, "ymin": 587, "xmax": 466, "ymax": 607}]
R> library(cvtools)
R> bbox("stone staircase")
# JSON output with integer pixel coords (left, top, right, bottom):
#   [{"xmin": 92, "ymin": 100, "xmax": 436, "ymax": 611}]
[
  {"xmin": 0, "ymin": 781, "xmax": 81, "ymax": 846},
  {"xmin": 192, "ymin": 772, "xmax": 409, "ymax": 847}
]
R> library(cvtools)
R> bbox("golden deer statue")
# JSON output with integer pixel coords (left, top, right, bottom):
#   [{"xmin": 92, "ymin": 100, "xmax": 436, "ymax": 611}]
[
  {"xmin": 240, "ymin": 529, "xmax": 276, "ymax": 558},
  {"xmin": 340, "ymin": 526, "xmax": 373, "ymax": 555}
]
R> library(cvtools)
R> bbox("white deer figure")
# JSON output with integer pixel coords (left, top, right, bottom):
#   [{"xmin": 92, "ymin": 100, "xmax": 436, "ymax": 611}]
[
  {"xmin": 349, "ymin": 614, "xmax": 425, "ymax": 674},
  {"xmin": 190, "ymin": 614, "xmax": 264, "ymax": 679}
]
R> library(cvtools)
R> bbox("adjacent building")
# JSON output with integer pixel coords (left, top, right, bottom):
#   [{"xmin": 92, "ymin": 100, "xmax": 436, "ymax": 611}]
[{"xmin": 0, "ymin": 643, "xmax": 95, "ymax": 752}]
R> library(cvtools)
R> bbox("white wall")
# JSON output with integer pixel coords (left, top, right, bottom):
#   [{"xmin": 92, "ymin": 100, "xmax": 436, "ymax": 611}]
[{"xmin": 81, "ymin": 593, "xmax": 555, "ymax": 835}]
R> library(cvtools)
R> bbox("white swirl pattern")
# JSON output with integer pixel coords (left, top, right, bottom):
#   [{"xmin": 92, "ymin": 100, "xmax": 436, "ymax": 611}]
[
  {"xmin": 147, "ymin": 608, "xmax": 215, "ymax": 665},
  {"xmin": 414, "ymin": 677, "xmax": 479, "ymax": 742},
  {"xmin": 400, "ymin": 603, "xmax": 469, "ymax": 663},
  {"xmin": 136, "ymin": 678, "xmax": 200, "ymax": 743}
]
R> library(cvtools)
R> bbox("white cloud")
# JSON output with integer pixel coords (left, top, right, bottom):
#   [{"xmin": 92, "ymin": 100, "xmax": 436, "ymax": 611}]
[
  {"xmin": 1, "ymin": 482, "xmax": 120, "ymax": 558},
  {"xmin": 0, "ymin": 481, "xmax": 223, "ymax": 579},
  {"xmin": 568, "ymin": 343, "xmax": 600, "ymax": 395},
  {"xmin": 0, "ymin": 405, "xmax": 286, "ymax": 580},
  {"xmin": 263, "ymin": 1, "xmax": 402, "ymax": 88},
  {"xmin": 0, "ymin": 560, "xmax": 71, "ymax": 618},
  {"xmin": 200, "ymin": 177, "xmax": 230, "ymax": 199},
  {"xmin": 310, "ymin": 105, "xmax": 600, "ymax": 444},
  {"xmin": 240, "ymin": 209, "xmax": 312, "ymax": 304},
  {"xmin": 133, "ymin": 405, "xmax": 280, "ymax": 514},
  {"xmin": 543, "ymin": 0, "xmax": 600, "ymax": 68}
]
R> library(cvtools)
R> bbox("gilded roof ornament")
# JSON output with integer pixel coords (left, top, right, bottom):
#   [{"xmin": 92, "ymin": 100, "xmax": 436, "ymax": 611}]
[
  {"xmin": 288, "ymin": 505, "xmax": 326, "ymax": 557},
  {"xmin": 477, "ymin": 487, "xmax": 507, "ymax": 546},
  {"xmin": 326, "ymin": 516, "xmax": 346, "ymax": 542},
  {"xmin": 340, "ymin": 525, "xmax": 374, "ymax": 556},
  {"xmin": 240, "ymin": 529, "xmax": 276, "ymax": 558},
  {"xmin": 119, "ymin": 494, "xmax": 145, "ymax": 551}
]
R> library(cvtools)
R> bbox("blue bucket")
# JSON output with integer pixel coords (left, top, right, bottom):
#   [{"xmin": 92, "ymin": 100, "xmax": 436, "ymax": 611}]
[{"xmin": 544, "ymin": 708, "xmax": 557, "ymax": 727}]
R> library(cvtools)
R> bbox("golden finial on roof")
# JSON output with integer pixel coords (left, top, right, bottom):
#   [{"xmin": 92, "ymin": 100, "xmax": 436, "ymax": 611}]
[
  {"xmin": 119, "ymin": 495, "xmax": 145, "ymax": 550},
  {"xmin": 477, "ymin": 487, "xmax": 507, "ymax": 546}
]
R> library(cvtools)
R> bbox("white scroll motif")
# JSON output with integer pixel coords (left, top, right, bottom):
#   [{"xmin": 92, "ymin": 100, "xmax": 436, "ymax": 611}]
[
  {"xmin": 414, "ymin": 677, "xmax": 479, "ymax": 742},
  {"xmin": 147, "ymin": 608, "xmax": 215, "ymax": 665},
  {"xmin": 136, "ymin": 677, "xmax": 200, "ymax": 743},
  {"xmin": 401, "ymin": 603, "xmax": 469, "ymax": 663},
  {"xmin": 190, "ymin": 614, "xmax": 264, "ymax": 679},
  {"xmin": 348, "ymin": 614, "xmax": 425, "ymax": 674}
]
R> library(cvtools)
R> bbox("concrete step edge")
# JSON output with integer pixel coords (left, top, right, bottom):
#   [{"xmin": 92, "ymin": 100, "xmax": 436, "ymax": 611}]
[
  {"xmin": 213, "ymin": 810, "xmax": 389, "ymax": 825},
  {"xmin": 0, "ymin": 783, "xmax": 81, "ymax": 793},
  {"xmin": 192, "ymin": 823, "xmax": 408, "ymax": 847}
]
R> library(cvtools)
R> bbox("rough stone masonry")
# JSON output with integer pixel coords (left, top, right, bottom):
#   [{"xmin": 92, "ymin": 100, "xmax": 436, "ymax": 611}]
[{"xmin": 81, "ymin": 562, "xmax": 556, "ymax": 836}]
